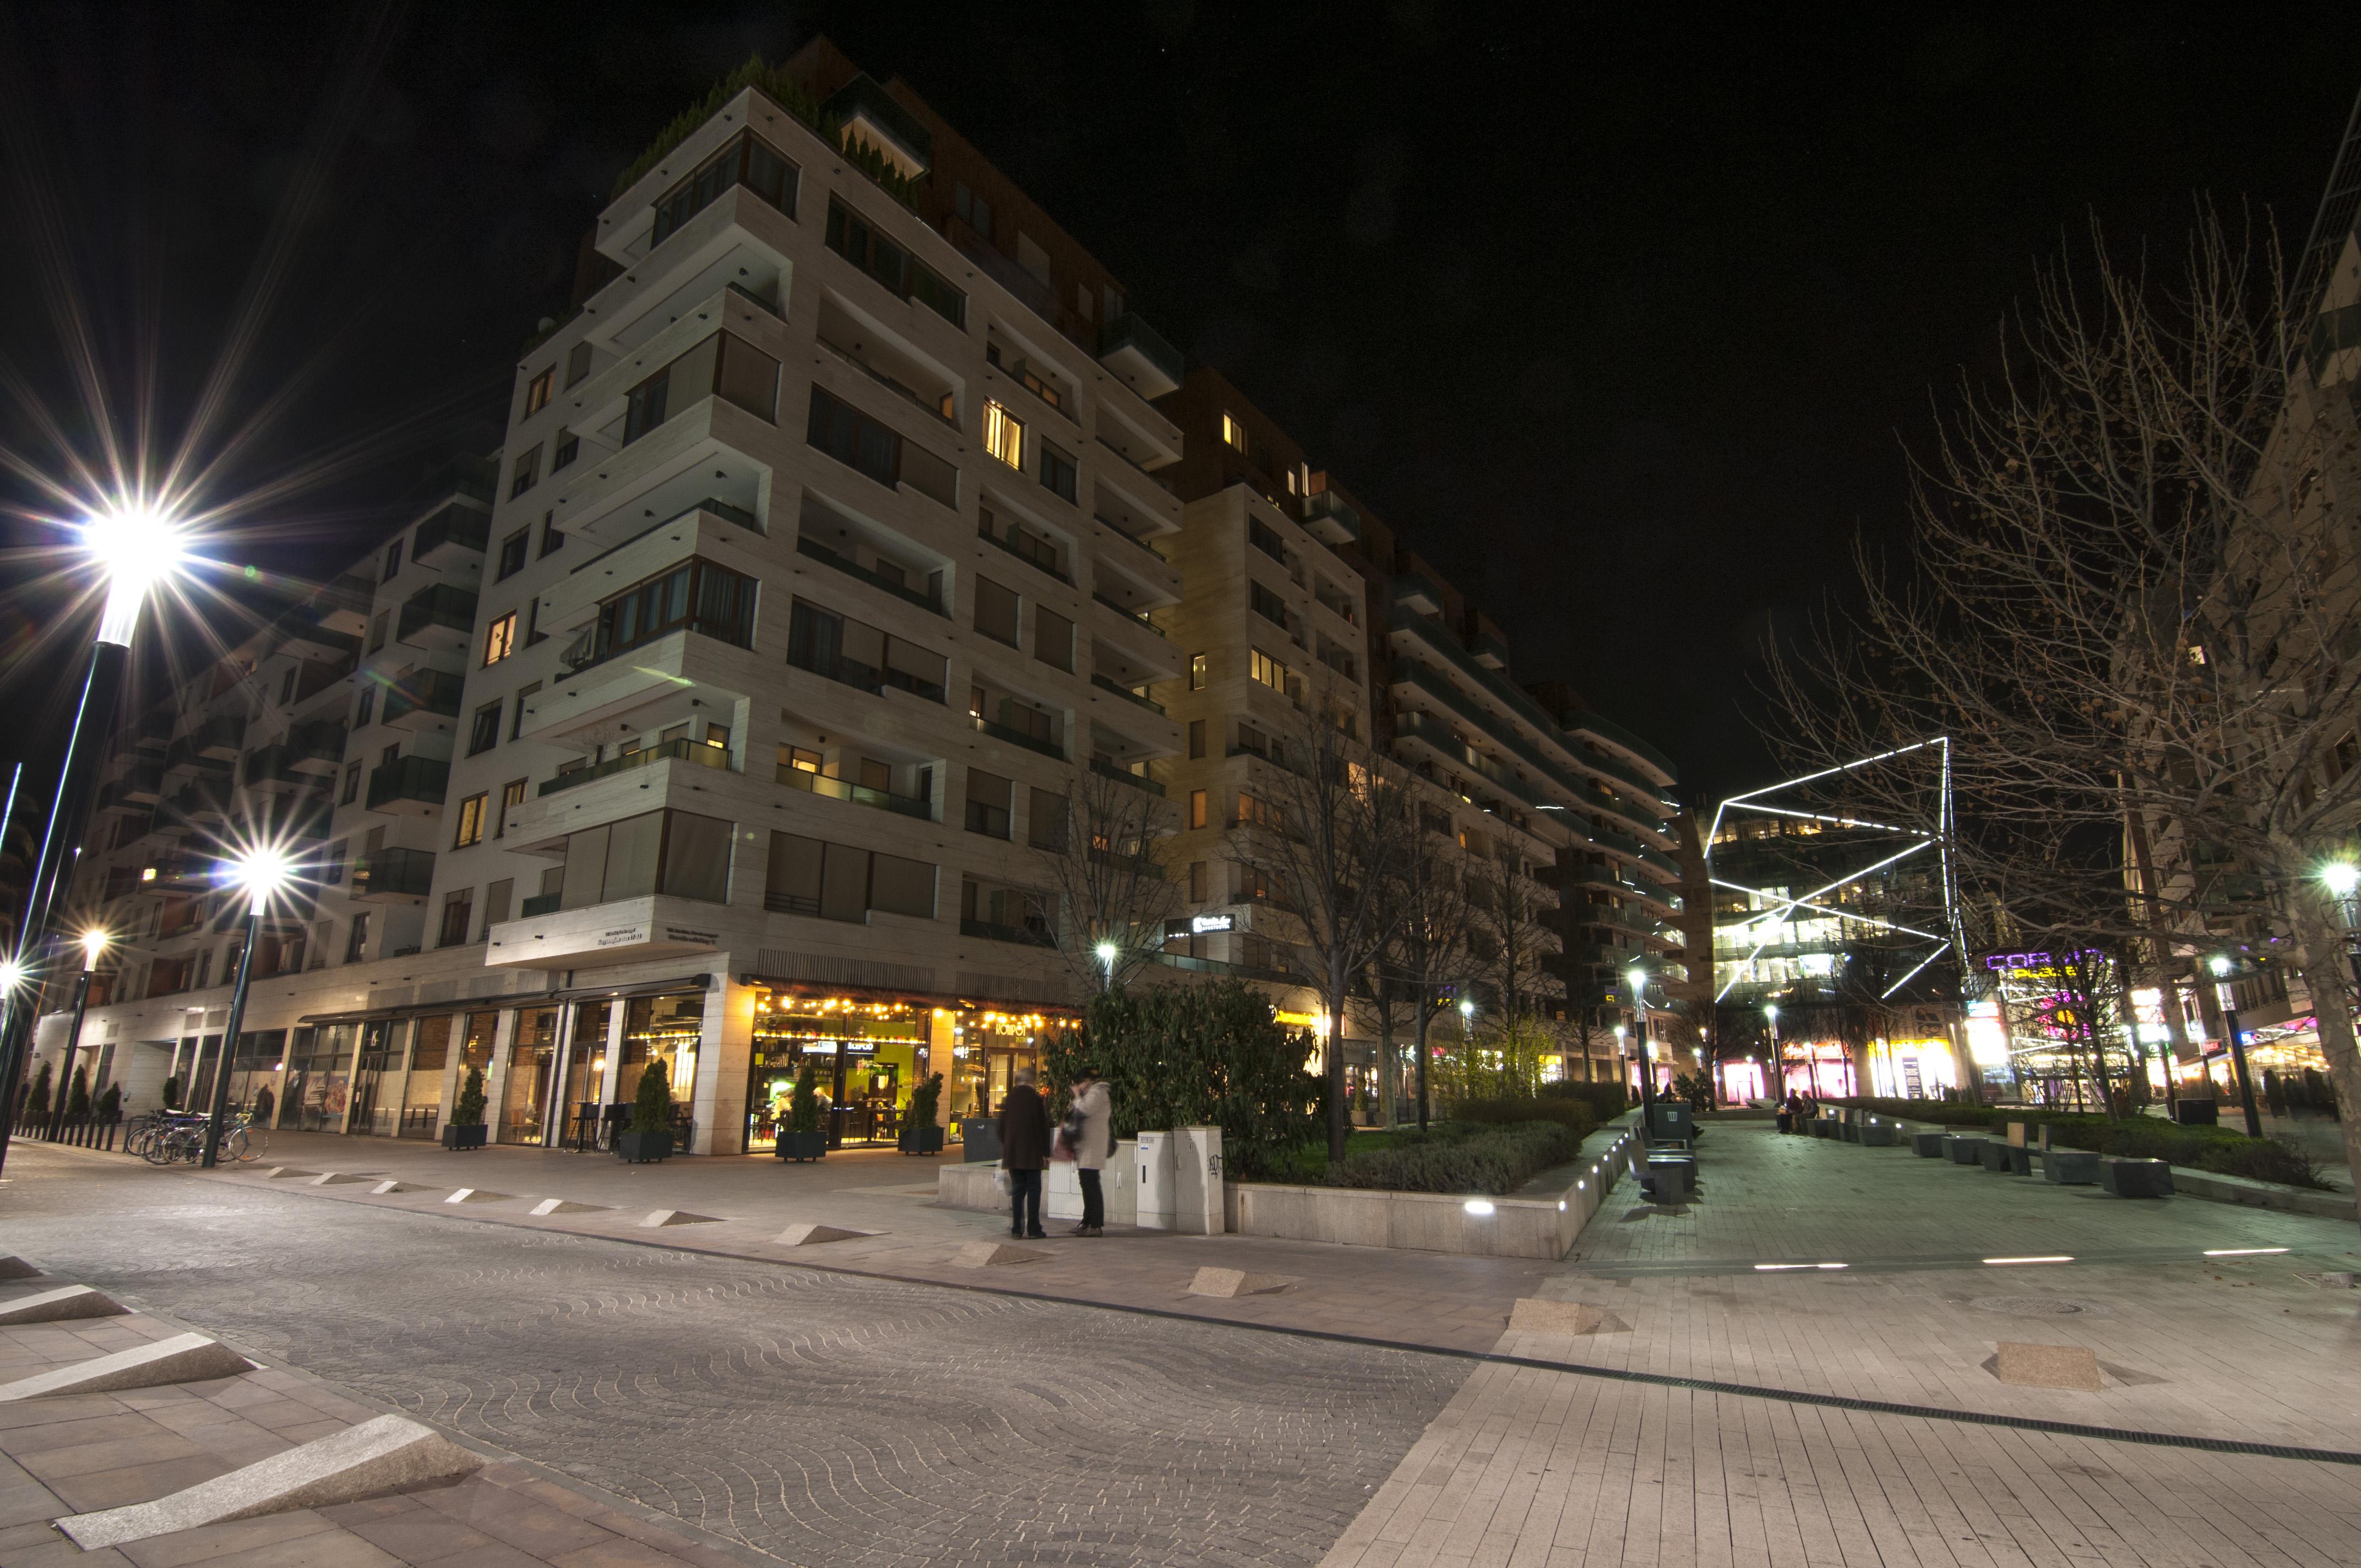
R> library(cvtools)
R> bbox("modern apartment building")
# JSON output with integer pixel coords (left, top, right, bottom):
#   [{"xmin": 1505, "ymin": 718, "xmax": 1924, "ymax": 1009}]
[{"xmin": 32, "ymin": 37, "xmax": 1689, "ymax": 1146}]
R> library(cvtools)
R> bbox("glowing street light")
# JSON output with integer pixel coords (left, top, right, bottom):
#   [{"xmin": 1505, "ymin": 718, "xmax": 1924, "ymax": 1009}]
[
  {"xmin": 1094, "ymin": 940, "xmax": 1118, "ymax": 993},
  {"xmin": 2321, "ymin": 862, "xmax": 2361, "ymax": 1001},
  {"xmin": 0, "ymin": 499, "xmax": 195, "ymax": 1175},
  {"xmin": 200, "ymin": 846, "xmax": 301, "ymax": 1168},
  {"xmin": 46, "ymin": 930, "xmax": 111, "ymax": 1139},
  {"xmin": 2205, "ymin": 952, "xmax": 2264, "ymax": 1138}
]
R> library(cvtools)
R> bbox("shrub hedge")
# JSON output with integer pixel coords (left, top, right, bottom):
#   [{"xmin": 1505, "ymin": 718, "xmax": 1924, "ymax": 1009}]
[
  {"xmin": 1834, "ymin": 1098, "xmax": 2326, "ymax": 1189},
  {"xmin": 1453, "ymin": 1096, "xmax": 1596, "ymax": 1139},
  {"xmin": 1323, "ymin": 1120, "xmax": 1580, "ymax": 1196},
  {"xmin": 1541, "ymin": 1080, "xmax": 1629, "ymax": 1121}
]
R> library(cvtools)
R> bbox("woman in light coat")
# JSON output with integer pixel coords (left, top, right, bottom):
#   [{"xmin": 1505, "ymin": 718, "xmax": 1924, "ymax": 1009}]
[{"xmin": 1067, "ymin": 1071, "xmax": 1113, "ymax": 1236}]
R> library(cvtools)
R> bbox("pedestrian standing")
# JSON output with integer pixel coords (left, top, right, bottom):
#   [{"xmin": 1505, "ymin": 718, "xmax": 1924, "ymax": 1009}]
[
  {"xmin": 998, "ymin": 1066, "xmax": 1051, "ymax": 1239},
  {"xmin": 1065, "ymin": 1070, "xmax": 1112, "ymax": 1237}
]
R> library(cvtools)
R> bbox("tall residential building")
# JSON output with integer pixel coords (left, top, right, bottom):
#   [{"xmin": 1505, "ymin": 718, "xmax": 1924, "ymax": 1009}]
[{"xmin": 36, "ymin": 39, "xmax": 1687, "ymax": 1147}]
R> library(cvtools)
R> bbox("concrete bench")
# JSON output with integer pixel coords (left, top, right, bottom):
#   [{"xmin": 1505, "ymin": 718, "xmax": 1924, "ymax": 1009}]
[
  {"xmin": 1811, "ymin": 1118, "xmax": 1841, "ymax": 1139},
  {"xmin": 1912, "ymin": 1131, "xmax": 1947, "ymax": 1158},
  {"xmin": 1642, "ymin": 1153, "xmax": 1694, "ymax": 1205},
  {"xmin": 1840, "ymin": 1120, "xmax": 1862, "ymax": 1142},
  {"xmin": 1978, "ymin": 1140, "xmax": 2012, "ymax": 1172},
  {"xmin": 2043, "ymin": 1149, "xmax": 2102, "ymax": 1185},
  {"xmin": 2101, "ymin": 1157, "xmax": 2173, "ymax": 1197},
  {"xmin": 1859, "ymin": 1121, "xmax": 1896, "ymax": 1147},
  {"xmin": 1944, "ymin": 1135, "xmax": 1988, "ymax": 1164},
  {"xmin": 2005, "ymin": 1145, "xmax": 2033, "ymax": 1175}
]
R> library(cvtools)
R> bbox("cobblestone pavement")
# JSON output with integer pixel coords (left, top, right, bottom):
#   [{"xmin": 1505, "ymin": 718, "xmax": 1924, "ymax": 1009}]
[{"xmin": 1, "ymin": 1147, "xmax": 1467, "ymax": 1567}]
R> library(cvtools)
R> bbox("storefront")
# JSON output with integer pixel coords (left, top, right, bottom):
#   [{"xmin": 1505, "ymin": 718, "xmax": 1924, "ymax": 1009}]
[
  {"xmin": 1780, "ymin": 1041, "xmax": 1855, "ymax": 1098},
  {"xmin": 502, "ymin": 1008, "xmax": 557, "ymax": 1144},
  {"xmin": 742, "ymin": 986, "xmax": 1060, "ymax": 1153}
]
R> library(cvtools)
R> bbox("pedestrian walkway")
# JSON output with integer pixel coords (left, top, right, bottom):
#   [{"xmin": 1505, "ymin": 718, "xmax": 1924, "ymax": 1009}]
[{"xmin": 1320, "ymin": 1120, "xmax": 2361, "ymax": 1567}]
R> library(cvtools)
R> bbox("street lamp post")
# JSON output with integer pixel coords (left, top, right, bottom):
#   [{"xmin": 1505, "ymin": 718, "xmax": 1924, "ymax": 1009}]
[
  {"xmin": 0, "ymin": 507, "xmax": 185, "ymax": 1177},
  {"xmin": 45, "ymin": 931, "xmax": 107, "ymax": 1140},
  {"xmin": 201, "ymin": 850, "xmax": 293, "ymax": 1168},
  {"xmin": 1628, "ymin": 966, "xmax": 1655, "ymax": 1117},
  {"xmin": 2207, "ymin": 953, "xmax": 2264, "ymax": 1138},
  {"xmin": 1765, "ymin": 1003, "xmax": 1780, "ymax": 1099},
  {"xmin": 2320, "ymin": 862, "xmax": 2361, "ymax": 1001}
]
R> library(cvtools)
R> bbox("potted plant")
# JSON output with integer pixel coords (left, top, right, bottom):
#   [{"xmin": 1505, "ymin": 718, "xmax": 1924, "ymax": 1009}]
[
  {"xmin": 95, "ymin": 1085, "xmax": 122, "ymax": 1124},
  {"xmin": 897, "ymin": 1071, "xmax": 946, "ymax": 1155},
  {"xmin": 442, "ymin": 1065, "xmax": 489, "ymax": 1150},
  {"xmin": 618, "ymin": 1060, "xmax": 674, "ymax": 1163},
  {"xmin": 160, "ymin": 1075, "xmax": 181, "ymax": 1113},
  {"xmin": 777, "ymin": 1061, "xmax": 826, "ymax": 1161},
  {"xmin": 24, "ymin": 1060, "xmax": 51, "ymax": 1125}
]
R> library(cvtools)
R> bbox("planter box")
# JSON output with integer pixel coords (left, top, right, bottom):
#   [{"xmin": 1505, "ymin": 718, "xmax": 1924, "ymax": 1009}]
[
  {"xmin": 2101, "ymin": 1157, "xmax": 2173, "ymax": 1197},
  {"xmin": 960, "ymin": 1118, "xmax": 1002, "ymax": 1163},
  {"xmin": 898, "ymin": 1123, "xmax": 946, "ymax": 1155},
  {"xmin": 617, "ymin": 1129, "xmax": 672, "ymax": 1164},
  {"xmin": 1911, "ymin": 1131, "xmax": 1947, "ymax": 1157},
  {"xmin": 776, "ymin": 1129, "xmax": 826, "ymax": 1162},
  {"xmin": 441, "ymin": 1124, "xmax": 487, "ymax": 1151}
]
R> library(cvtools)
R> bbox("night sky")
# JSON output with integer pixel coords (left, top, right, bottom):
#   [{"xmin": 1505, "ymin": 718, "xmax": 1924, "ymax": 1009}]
[{"xmin": 2, "ymin": 3, "xmax": 2358, "ymax": 805}]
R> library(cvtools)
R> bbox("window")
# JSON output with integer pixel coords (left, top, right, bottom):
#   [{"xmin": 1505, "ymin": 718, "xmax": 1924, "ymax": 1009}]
[
  {"xmin": 498, "ymin": 778, "xmax": 526, "ymax": 838},
  {"xmin": 779, "ymin": 744, "xmax": 822, "ymax": 776},
  {"xmin": 438, "ymin": 889, "xmax": 475, "ymax": 948},
  {"xmin": 1041, "ymin": 441, "xmax": 1076, "ymax": 503},
  {"xmin": 340, "ymin": 761, "xmax": 362, "ymax": 805},
  {"xmin": 467, "ymin": 701, "xmax": 502, "ymax": 756},
  {"xmin": 512, "ymin": 681, "xmax": 539, "ymax": 739},
  {"xmin": 584, "ymin": 558, "xmax": 757, "ymax": 663},
  {"xmin": 974, "ymin": 576, "xmax": 1021, "ymax": 646},
  {"xmin": 551, "ymin": 428, "xmax": 579, "ymax": 472},
  {"xmin": 954, "ymin": 181, "xmax": 994, "ymax": 241},
  {"xmin": 564, "ymin": 341, "xmax": 593, "ymax": 388},
  {"xmin": 483, "ymin": 612, "xmax": 518, "ymax": 666},
  {"xmin": 453, "ymin": 792, "xmax": 488, "ymax": 848},
  {"xmin": 510, "ymin": 445, "xmax": 540, "ymax": 498},
  {"xmin": 823, "ymin": 197, "xmax": 966, "ymax": 328},
  {"xmin": 983, "ymin": 401, "xmax": 1024, "ymax": 469},
  {"xmin": 1028, "ymin": 787, "xmax": 1068, "ymax": 852},
  {"xmin": 1032, "ymin": 605, "xmax": 1073, "ymax": 672},
  {"xmin": 978, "ymin": 507, "xmax": 1064, "ymax": 578},
  {"xmin": 1250, "ymin": 647, "xmax": 1290, "ymax": 692},
  {"xmin": 384, "ymin": 538, "xmax": 404, "ymax": 581},
  {"xmin": 2339, "ymin": 732, "xmax": 2361, "ymax": 778},
  {"xmin": 1249, "ymin": 580, "xmax": 1292, "ymax": 630},
  {"xmin": 556, "ymin": 808, "xmax": 734, "ymax": 909},
  {"xmin": 539, "ymin": 514, "xmax": 565, "ymax": 557},
  {"xmin": 345, "ymin": 912, "xmax": 371, "ymax": 964},
  {"xmin": 1188, "ymin": 719, "xmax": 1205, "ymax": 759},
  {"xmin": 714, "ymin": 334, "xmax": 780, "ymax": 421},
  {"xmin": 1189, "ymin": 653, "xmax": 1207, "ymax": 690},
  {"xmin": 785, "ymin": 598, "xmax": 946, "ymax": 701},
  {"xmin": 523, "ymin": 368, "xmax": 553, "ymax": 417},
  {"xmin": 354, "ymin": 688, "xmax": 376, "ymax": 729},
  {"xmin": 965, "ymin": 767, "xmax": 1014, "ymax": 839},
  {"xmin": 765, "ymin": 831, "xmax": 935, "ymax": 922},
  {"xmin": 1188, "ymin": 790, "xmax": 1208, "ymax": 829},
  {"xmin": 1222, "ymin": 413, "xmax": 1247, "ymax": 450},
  {"xmin": 805, "ymin": 385, "xmax": 958, "ymax": 507},
  {"xmin": 1189, "ymin": 861, "xmax": 1207, "ymax": 901},
  {"xmin": 624, "ymin": 367, "xmax": 671, "ymax": 443},
  {"xmin": 1249, "ymin": 516, "xmax": 1287, "ymax": 562},
  {"xmin": 496, "ymin": 529, "xmax": 529, "ymax": 581},
  {"xmin": 651, "ymin": 130, "xmax": 797, "ymax": 247}
]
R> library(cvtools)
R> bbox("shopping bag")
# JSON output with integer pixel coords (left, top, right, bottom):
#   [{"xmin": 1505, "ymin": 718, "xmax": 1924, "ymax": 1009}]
[{"xmin": 993, "ymin": 1168, "xmax": 1011, "ymax": 1195}]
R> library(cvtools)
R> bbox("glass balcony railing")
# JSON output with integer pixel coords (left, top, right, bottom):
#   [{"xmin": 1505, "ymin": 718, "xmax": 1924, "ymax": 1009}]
[
  {"xmin": 365, "ymin": 754, "xmax": 450, "ymax": 812},
  {"xmin": 520, "ymin": 891, "xmax": 561, "ymax": 918},
  {"xmin": 972, "ymin": 713, "xmax": 1063, "ymax": 760},
  {"xmin": 538, "ymin": 738, "xmax": 730, "ymax": 797},
  {"xmin": 1091, "ymin": 673, "xmax": 1166, "ymax": 715},
  {"xmin": 1090, "ymin": 757, "xmax": 1165, "ymax": 796},
  {"xmin": 776, "ymin": 764, "xmax": 934, "ymax": 821},
  {"xmin": 960, "ymin": 917, "xmax": 1055, "ymax": 948},
  {"xmin": 794, "ymin": 537, "xmax": 944, "ymax": 616}
]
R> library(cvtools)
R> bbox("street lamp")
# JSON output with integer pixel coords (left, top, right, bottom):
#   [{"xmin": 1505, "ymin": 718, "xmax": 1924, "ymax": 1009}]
[
  {"xmin": 1626, "ymin": 965, "xmax": 1655, "ymax": 1113},
  {"xmin": 2207, "ymin": 952, "xmax": 2264, "ymax": 1138},
  {"xmin": 0, "ymin": 502, "xmax": 190, "ymax": 1175},
  {"xmin": 45, "ymin": 930, "xmax": 108, "ymax": 1140},
  {"xmin": 1094, "ymin": 940, "xmax": 1118, "ymax": 993},
  {"xmin": 201, "ymin": 846, "xmax": 296, "ymax": 1168},
  {"xmin": 2321, "ymin": 862, "xmax": 2361, "ymax": 1000}
]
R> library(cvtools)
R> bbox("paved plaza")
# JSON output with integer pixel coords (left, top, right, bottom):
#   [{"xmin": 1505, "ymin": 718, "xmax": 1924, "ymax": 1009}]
[{"xmin": 3, "ymin": 1118, "xmax": 2359, "ymax": 1565}]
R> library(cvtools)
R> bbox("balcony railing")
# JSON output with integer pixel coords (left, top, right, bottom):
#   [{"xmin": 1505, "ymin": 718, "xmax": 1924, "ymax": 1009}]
[
  {"xmin": 776, "ymin": 764, "xmax": 934, "ymax": 821},
  {"xmin": 960, "ymin": 917, "xmax": 1054, "ymax": 948},
  {"xmin": 1090, "ymin": 673, "xmax": 1165, "ymax": 715},
  {"xmin": 395, "ymin": 584, "xmax": 480, "ymax": 645},
  {"xmin": 365, "ymin": 754, "xmax": 450, "ymax": 812},
  {"xmin": 794, "ymin": 537, "xmax": 945, "ymax": 616},
  {"xmin": 520, "ymin": 891, "xmax": 561, "ymax": 918},
  {"xmin": 383, "ymin": 667, "xmax": 466, "ymax": 725},
  {"xmin": 1090, "ymin": 758, "xmax": 1166, "ymax": 797},
  {"xmin": 351, "ymin": 846, "xmax": 437, "ymax": 900},
  {"xmin": 971, "ymin": 713, "xmax": 1063, "ymax": 761},
  {"xmin": 1091, "ymin": 591, "xmax": 1169, "ymax": 639},
  {"xmin": 539, "ymin": 737, "xmax": 729, "ymax": 797}
]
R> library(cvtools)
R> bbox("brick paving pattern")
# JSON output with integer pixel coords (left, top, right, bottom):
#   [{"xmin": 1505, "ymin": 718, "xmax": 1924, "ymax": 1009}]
[{"xmin": 2, "ymin": 1148, "xmax": 1464, "ymax": 1566}]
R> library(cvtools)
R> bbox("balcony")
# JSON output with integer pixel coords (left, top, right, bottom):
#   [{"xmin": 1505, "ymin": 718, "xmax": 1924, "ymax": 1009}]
[
  {"xmin": 1098, "ymin": 314, "xmax": 1183, "ymax": 400},
  {"xmin": 1391, "ymin": 569, "xmax": 1446, "ymax": 618},
  {"xmin": 795, "ymin": 537, "xmax": 945, "ymax": 617},
  {"xmin": 1091, "ymin": 673, "xmax": 1165, "ymax": 715},
  {"xmin": 1302, "ymin": 489, "xmax": 1361, "ymax": 546},
  {"xmin": 1392, "ymin": 711, "xmax": 1551, "ymax": 815},
  {"xmin": 189, "ymin": 714, "xmax": 246, "ymax": 761},
  {"xmin": 1089, "ymin": 757, "xmax": 1166, "ymax": 797},
  {"xmin": 1471, "ymin": 628, "xmax": 1509, "ymax": 670},
  {"xmin": 240, "ymin": 743, "xmax": 314, "ymax": 795},
  {"xmin": 520, "ymin": 891, "xmax": 561, "ymax": 918},
  {"xmin": 971, "ymin": 713, "xmax": 1064, "ymax": 761},
  {"xmin": 538, "ymin": 737, "xmax": 729, "ymax": 797},
  {"xmin": 365, "ymin": 754, "xmax": 450, "ymax": 816},
  {"xmin": 776, "ymin": 763, "xmax": 934, "ymax": 821},
  {"xmin": 413, "ymin": 502, "xmax": 491, "ymax": 567},
  {"xmin": 529, "ymin": 629, "xmax": 753, "ymax": 748},
  {"xmin": 382, "ymin": 667, "xmax": 466, "ymax": 730},
  {"xmin": 395, "ymin": 584, "xmax": 480, "ymax": 653},
  {"xmin": 484, "ymin": 892, "xmax": 726, "ymax": 968},
  {"xmin": 351, "ymin": 846, "xmax": 437, "ymax": 903},
  {"xmin": 111, "ymin": 765, "xmax": 164, "ymax": 807},
  {"xmin": 961, "ymin": 917, "xmax": 1055, "ymax": 949}
]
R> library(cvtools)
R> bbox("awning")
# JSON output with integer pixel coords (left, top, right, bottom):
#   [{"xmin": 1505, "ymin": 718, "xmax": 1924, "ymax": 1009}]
[{"xmin": 297, "ymin": 972, "xmax": 712, "ymax": 1026}]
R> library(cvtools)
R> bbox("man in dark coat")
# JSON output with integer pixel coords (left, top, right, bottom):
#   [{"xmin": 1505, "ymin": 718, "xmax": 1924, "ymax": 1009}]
[{"xmin": 998, "ymin": 1066, "xmax": 1051, "ymax": 1239}]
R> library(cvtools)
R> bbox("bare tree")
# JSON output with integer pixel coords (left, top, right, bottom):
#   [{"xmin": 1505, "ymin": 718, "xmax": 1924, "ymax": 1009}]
[
  {"xmin": 1368, "ymin": 802, "xmax": 1479, "ymax": 1130},
  {"xmin": 1465, "ymin": 843, "xmax": 1566, "ymax": 1026},
  {"xmin": 1226, "ymin": 694, "xmax": 1413, "ymax": 1158},
  {"xmin": 1765, "ymin": 207, "xmax": 2361, "ymax": 1178},
  {"xmin": 1031, "ymin": 763, "xmax": 1180, "ymax": 996}
]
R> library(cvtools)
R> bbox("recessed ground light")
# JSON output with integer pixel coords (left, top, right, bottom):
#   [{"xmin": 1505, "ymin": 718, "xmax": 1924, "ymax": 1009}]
[
  {"xmin": 1462, "ymin": 1199, "xmax": 1495, "ymax": 1217},
  {"xmin": 2203, "ymin": 1247, "xmax": 2289, "ymax": 1257},
  {"xmin": 1753, "ymin": 1262, "xmax": 1846, "ymax": 1272},
  {"xmin": 1982, "ymin": 1255, "xmax": 2074, "ymax": 1266}
]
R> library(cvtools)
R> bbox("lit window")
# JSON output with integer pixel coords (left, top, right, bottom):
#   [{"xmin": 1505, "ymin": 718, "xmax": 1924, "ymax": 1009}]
[
  {"xmin": 1189, "ymin": 653, "xmax": 1207, "ymax": 690},
  {"xmin": 523, "ymin": 367, "xmax": 553, "ymax": 417},
  {"xmin": 984, "ymin": 401, "xmax": 1024, "ymax": 469},
  {"xmin": 1222, "ymin": 413, "xmax": 1247, "ymax": 450},
  {"xmin": 1250, "ymin": 648, "xmax": 1290, "ymax": 692},
  {"xmin": 483, "ymin": 612, "xmax": 518, "ymax": 666},
  {"xmin": 2188, "ymin": 644, "xmax": 2207, "ymax": 665},
  {"xmin": 453, "ymin": 792, "xmax": 488, "ymax": 848}
]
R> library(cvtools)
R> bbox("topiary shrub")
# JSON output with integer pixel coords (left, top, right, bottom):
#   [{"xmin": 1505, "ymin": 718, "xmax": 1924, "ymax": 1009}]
[
  {"xmin": 633, "ymin": 1059, "xmax": 673, "ymax": 1135},
  {"xmin": 453, "ymin": 1065, "xmax": 488, "ymax": 1128},
  {"xmin": 909, "ymin": 1070, "xmax": 942, "ymax": 1128},
  {"xmin": 160, "ymin": 1074, "xmax": 181, "ymax": 1112},
  {"xmin": 95, "ymin": 1084, "xmax": 122, "ymax": 1123},
  {"xmin": 25, "ymin": 1060, "xmax": 51, "ymax": 1120},
  {"xmin": 64, "ymin": 1065, "xmax": 90, "ymax": 1121},
  {"xmin": 790, "ymin": 1061, "xmax": 821, "ymax": 1135}
]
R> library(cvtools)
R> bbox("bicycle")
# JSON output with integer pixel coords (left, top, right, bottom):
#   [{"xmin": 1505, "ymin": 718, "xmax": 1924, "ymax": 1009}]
[{"xmin": 135, "ymin": 1112, "xmax": 264, "ymax": 1166}]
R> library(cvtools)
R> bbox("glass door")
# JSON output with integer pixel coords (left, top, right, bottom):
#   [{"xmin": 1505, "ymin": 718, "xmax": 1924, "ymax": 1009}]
[{"xmin": 502, "ymin": 1009, "xmax": 556, "ymax": 1144}]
